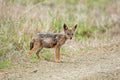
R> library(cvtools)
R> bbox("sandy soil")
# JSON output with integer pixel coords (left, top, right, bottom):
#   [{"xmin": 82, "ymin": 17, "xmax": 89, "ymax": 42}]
[{"xmin": 0, "ymin": 41, "xmax": 120, "ymax": 80}]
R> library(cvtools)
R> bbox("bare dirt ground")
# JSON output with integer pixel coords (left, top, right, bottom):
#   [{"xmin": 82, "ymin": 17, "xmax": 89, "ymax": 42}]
[{"xmin": 0, "ymin": 40, "xmax": 120, "ymax": 80}]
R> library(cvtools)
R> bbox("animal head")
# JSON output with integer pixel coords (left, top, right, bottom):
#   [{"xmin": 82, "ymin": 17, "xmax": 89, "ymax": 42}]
[{"xmin": 63, "ymin": 23, "xmax": 77, "ymax": 39}]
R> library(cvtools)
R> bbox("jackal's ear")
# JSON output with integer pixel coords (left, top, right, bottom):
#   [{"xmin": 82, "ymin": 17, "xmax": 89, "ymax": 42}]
[
  {"xmin": 72, "ymin": 24, "xmax": 77, "ymax": 31},
  {"xmin": 63, "ymin": 23, "xmax": 68, "ymax": 31}
]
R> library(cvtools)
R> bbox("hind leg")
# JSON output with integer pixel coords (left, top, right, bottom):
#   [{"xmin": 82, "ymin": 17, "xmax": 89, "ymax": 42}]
[
  {"xmin": 36, "ymin": 47, "xmax": 43, "ymax": 59},
  {"xmin": 28, "ymin": 41, "xmax": 40, "ymax": 56}
]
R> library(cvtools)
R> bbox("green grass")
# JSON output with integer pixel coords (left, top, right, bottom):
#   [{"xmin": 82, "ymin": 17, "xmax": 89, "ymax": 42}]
[
  {"xmin": 29, "ymin": 49, "xmax": 53, "ymax": 62},
  {"xmin": 50, "ymin": 17, "xmax": 63, "ymax": 33},
  {"xmin": 0, "ymin": 0, "xmax": 119, "ymax": 68},
  {"xmin": 0, "ymin": 60, "xmax": 12, "ymax": 69},
  {"xmin": 30, "ymin": 57, "xmax": 40, "ymax": 63},
  {"xmin": 42, "ymin": 53, "xmax": 53, "ymax": 61},
  {"xmin": 41, "ymin": 49, "xmax": 53, "ymax": 61},
  {"xmin": 86, "ymin": 0, "xmax": 113, "ymax": 8}
]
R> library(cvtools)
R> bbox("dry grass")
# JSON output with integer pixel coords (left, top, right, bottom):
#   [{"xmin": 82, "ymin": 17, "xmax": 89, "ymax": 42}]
[{"xmin": 0, "ymin": 0, "xmax": 120, "ymax": 68}]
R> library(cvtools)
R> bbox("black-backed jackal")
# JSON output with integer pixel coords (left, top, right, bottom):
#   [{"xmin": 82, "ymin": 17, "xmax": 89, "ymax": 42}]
[{"xmin": 28, "ymin": 23, "xmax": 77, "ymax": 62}]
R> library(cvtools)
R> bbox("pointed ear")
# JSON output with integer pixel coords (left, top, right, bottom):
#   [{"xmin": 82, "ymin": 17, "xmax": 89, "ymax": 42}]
[
  {"xmin": 72, "ymin": 24, "xmax": 77, "ymax": 31},
  {"xmin": 63, "ymin": 23, "xmax": 68, "ymax": 31}
]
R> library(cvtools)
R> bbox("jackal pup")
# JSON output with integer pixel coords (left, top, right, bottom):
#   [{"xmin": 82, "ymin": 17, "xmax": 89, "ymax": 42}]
[{"xmin": 28, "ymin": 23, "xmax": 77, "ymax": 62}]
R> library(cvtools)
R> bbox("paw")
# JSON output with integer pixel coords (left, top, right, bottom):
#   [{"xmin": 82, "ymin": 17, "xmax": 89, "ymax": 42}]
[{"xmin": 55, "ymin": 59, "xmax": 63, "ymax": 63}]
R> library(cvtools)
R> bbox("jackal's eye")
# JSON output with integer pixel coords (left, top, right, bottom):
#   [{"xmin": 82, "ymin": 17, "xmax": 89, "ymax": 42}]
[{"xmin": 67, "ymin": 33, "xmax": 70, "ymax": 35}]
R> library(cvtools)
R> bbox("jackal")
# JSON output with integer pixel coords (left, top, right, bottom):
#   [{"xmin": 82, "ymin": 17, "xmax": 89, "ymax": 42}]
[{"xmin": 28, "ymin": 23, "xmax": 77, "ymax": 62}]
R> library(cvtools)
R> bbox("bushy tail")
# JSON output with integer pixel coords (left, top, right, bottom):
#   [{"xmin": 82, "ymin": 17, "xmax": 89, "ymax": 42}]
[{"xmin": 30, "ymin": 41, "xmax": 34, "ymax": 50}]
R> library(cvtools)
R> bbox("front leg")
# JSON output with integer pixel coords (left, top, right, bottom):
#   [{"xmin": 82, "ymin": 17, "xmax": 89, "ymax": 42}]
[{"xmin": 55, "ymin": 46, "xmax": 61, "ymax": 62}]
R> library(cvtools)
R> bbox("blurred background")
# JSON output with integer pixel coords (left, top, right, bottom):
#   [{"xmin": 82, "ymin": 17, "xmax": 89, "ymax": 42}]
[{"xmin": 0, "ymin": 0, "xmax": 120, "ymax": 68}]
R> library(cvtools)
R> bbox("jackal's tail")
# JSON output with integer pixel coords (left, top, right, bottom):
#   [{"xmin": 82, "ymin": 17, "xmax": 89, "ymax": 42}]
[
  {"xmin": 30, "ymin": 41, "xmax": 34, "ymax": 50},
  {"xmin": 30, "ymin": 42, "xmax": 34, "ymax": 50}
]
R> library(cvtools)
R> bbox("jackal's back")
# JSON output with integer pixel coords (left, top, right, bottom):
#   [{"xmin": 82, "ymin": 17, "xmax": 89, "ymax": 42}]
[{"xmin": 32, "ymin": 33, "xmax": 67, "ymax": 48}]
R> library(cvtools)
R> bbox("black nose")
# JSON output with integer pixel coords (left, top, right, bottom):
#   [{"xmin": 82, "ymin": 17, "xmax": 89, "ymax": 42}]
[{"xmin": 70, "ymin": 37, "xmax": 72, "ymax": 39}]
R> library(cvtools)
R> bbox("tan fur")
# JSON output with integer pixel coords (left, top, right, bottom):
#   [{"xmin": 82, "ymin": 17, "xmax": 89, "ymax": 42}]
[{"xmin": 28, "ymin": 23, "xmax": 77, "ymax": 62}]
